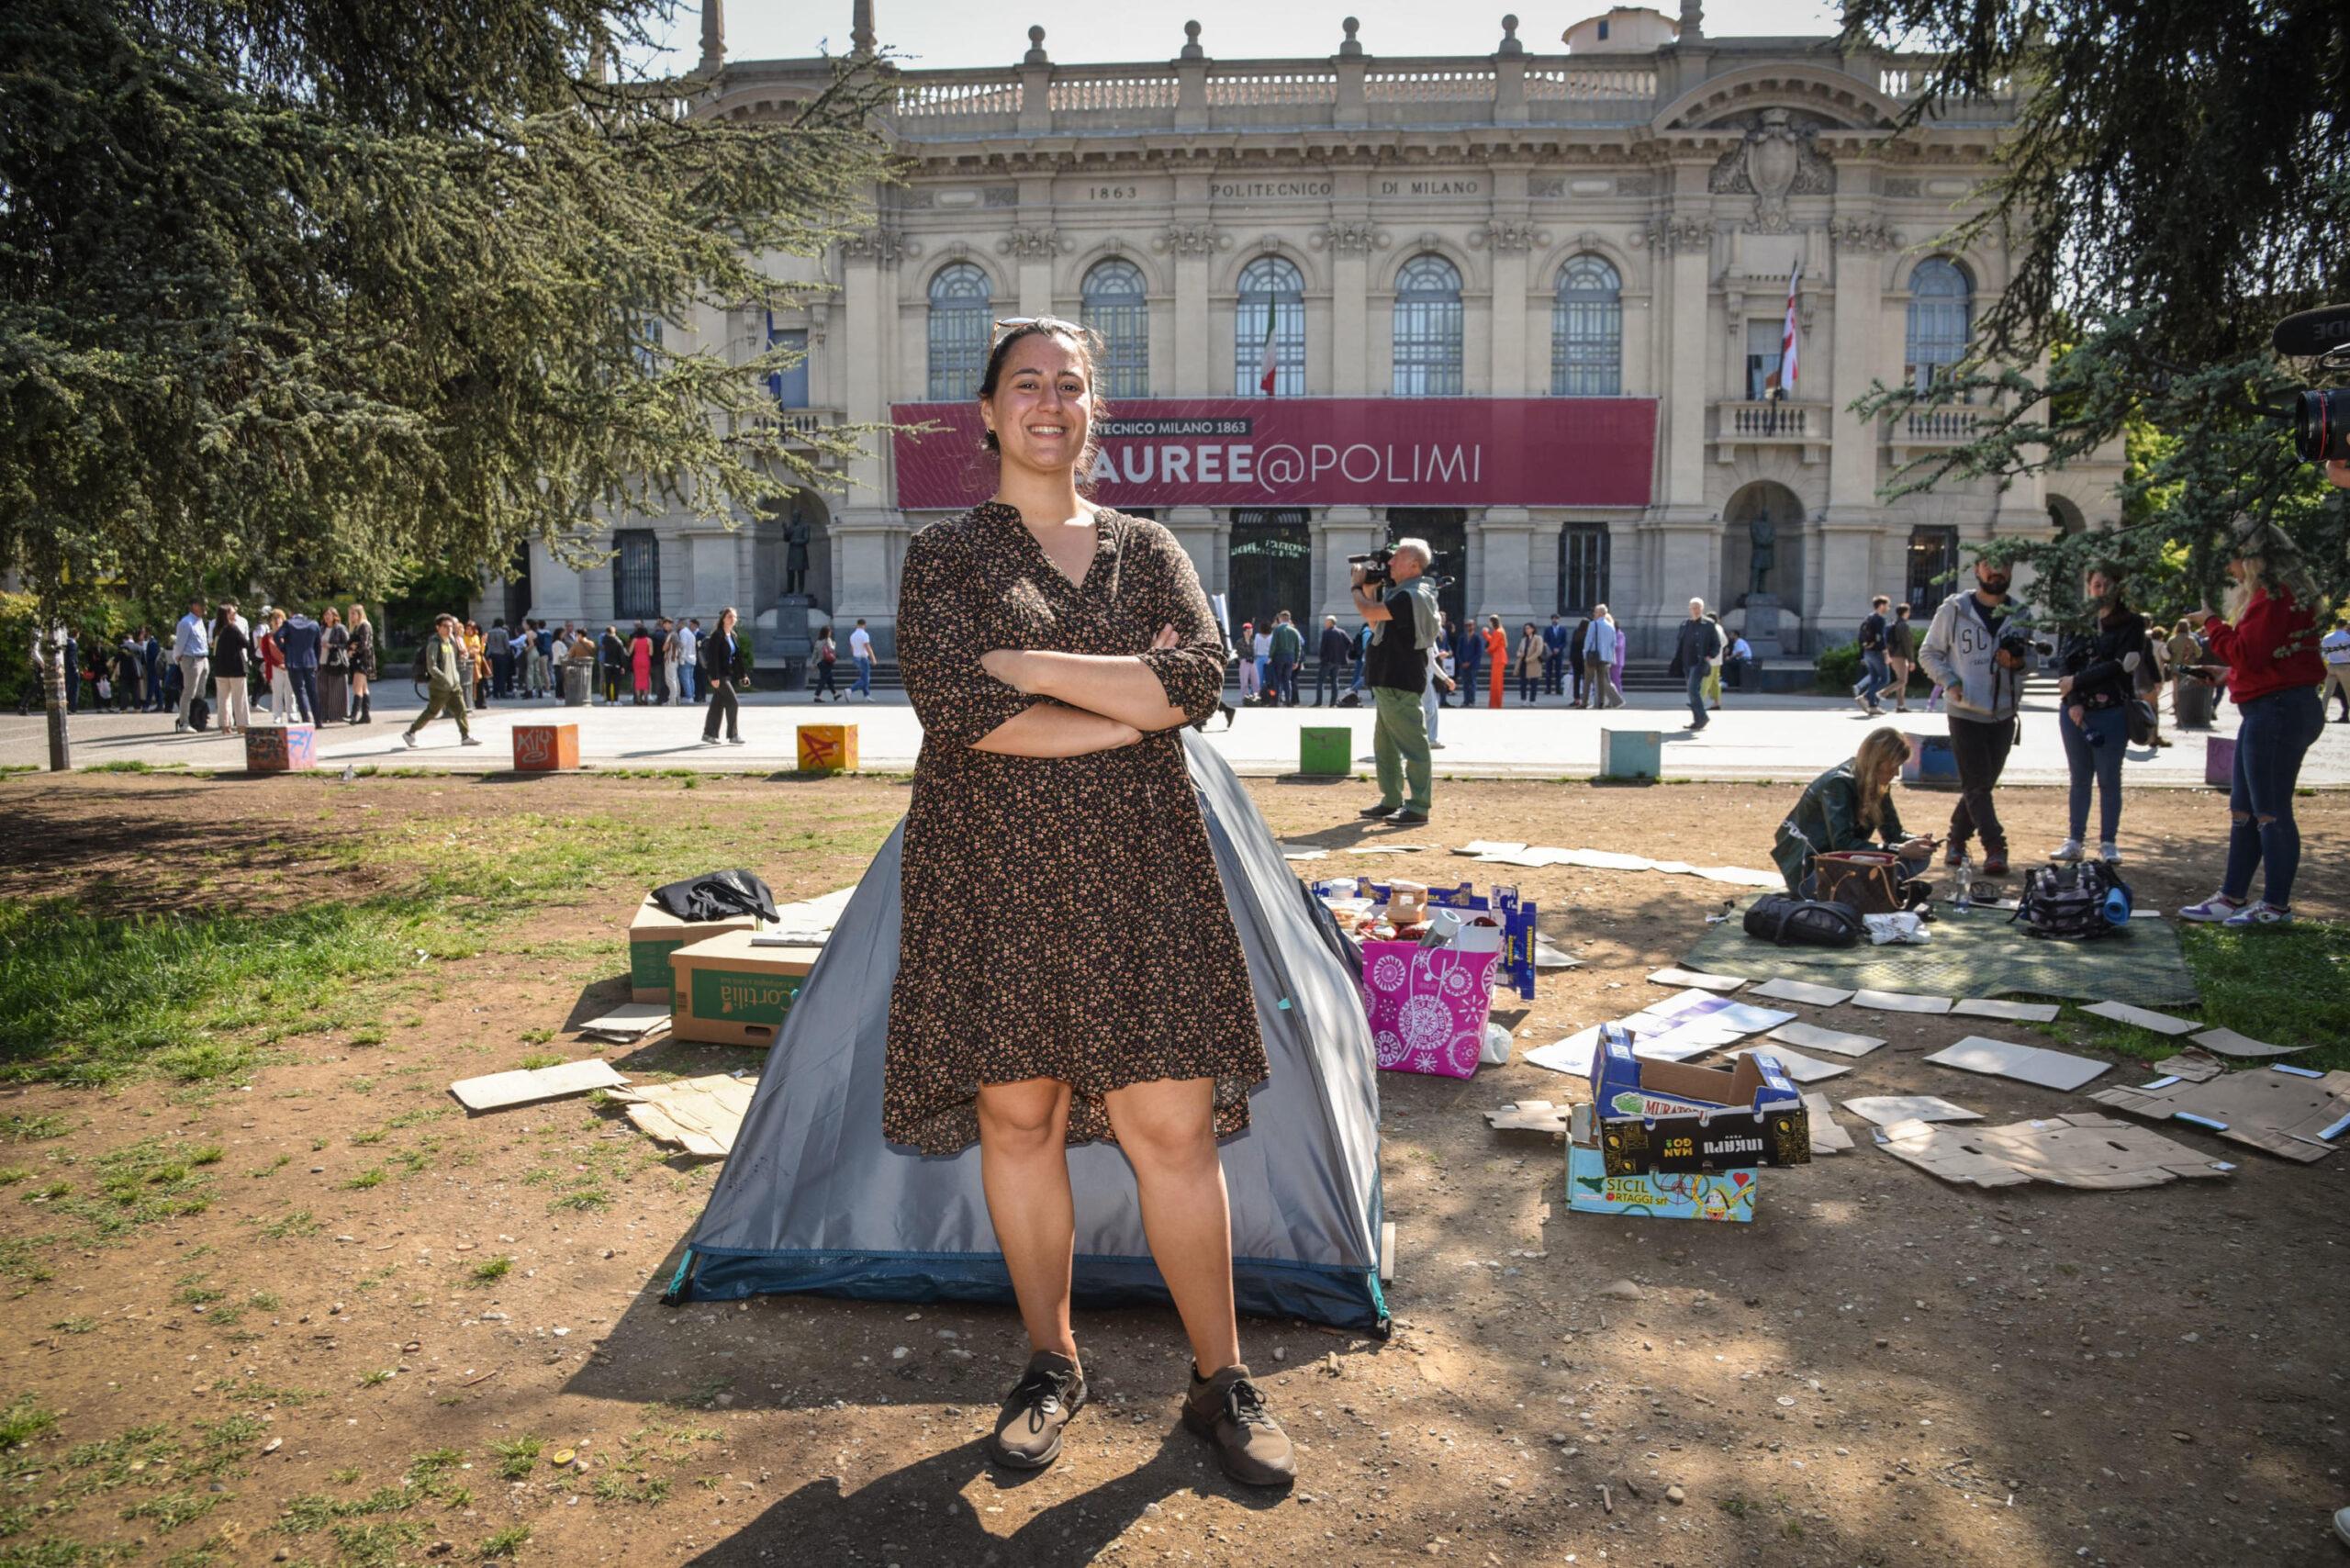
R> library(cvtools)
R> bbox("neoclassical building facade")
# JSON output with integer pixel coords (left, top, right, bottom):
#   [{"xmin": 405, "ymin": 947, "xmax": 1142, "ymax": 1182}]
[{"xmin": 514, "ymin": 3, "xmax": 2121, "ymax": 659}]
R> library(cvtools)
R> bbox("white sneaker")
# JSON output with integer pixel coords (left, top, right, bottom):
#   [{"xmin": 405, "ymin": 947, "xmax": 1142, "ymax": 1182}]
[
  {"xmin": 2098, "ymin": 843, "xmax": 2121, "ymax": 865},
  {"xmin": 401, "ymin": 731, "xmax": 417, "ymax": 749},
  {"xmin": 2221, "ymin": 901, "xmax": 2293, "ymax": 929},
  {"xmin": 727, "ymin": 736, "xmax": 746, "ymax": 745},
  {"xmin": 460, "ymin": 735, "xmax": 483, "ymax": 746},
  {"xmin": 2178, "ymin": 893, "xmax": 2243, "ymax": 923},
  {"xmin": 701, "ymin": 736, "xmax": 721, "ymax": 746},
  {"xmin": 2050, "ymin": 839, "xmax": 2084, "ymax": 862}
]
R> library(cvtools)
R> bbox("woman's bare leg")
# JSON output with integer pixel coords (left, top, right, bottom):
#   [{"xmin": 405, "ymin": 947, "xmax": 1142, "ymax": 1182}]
[
  {"xmin": 974, "ymin": 1078, "xmax": 1079, "ymax": 1361},
  {"xmin": 1102, "ymin": 1076, "xmax": 1240, "ymax": 1375}
]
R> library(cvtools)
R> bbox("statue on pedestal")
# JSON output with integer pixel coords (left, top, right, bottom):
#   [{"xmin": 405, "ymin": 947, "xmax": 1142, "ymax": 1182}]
[
  {"xmin": 783, "ymin": 513, "xmax": 811, "ymax": 598},
  {"xmin": 1748, "ymin": 508, "xmax": 1777, "ymax": 599}
]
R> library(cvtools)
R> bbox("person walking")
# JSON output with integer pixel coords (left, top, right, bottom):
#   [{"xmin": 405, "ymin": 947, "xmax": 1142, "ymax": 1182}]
[
  {"xmin": 172, "ymin": 598, "xmax": 211, "ymax": 731},
  {"xmin": 1354, "ymin": 539, "xmax": 1438, "ymax": 827},
  {"xmin": 1515, "ymin": 622, "xmax": 1543, "ymax": 704},
  {"xmin": 811, "ymin": 625, "xmax": 841, "ymax": 701},
  {"xmin": 1917, "ymin": 557, "xmax": 2031, "ymax": 877},
  {"xmin": 1314, "ymin": 614, "xmax": 1350, "ymax": 705},
  {"xmin": 1542, "ymin": 613, "xmax": 1568, "ymax": 697},
  {"xmin": 1673, "ymin": 599, "xmax": 1721, "ymax": 730},
  {"xmin": 2320, "ymin": 612, "xmax": 2350, "ymax": 723},
  {"xmin": 629, "ymin": 622, "xmax": 653, "ymax": 703},
  {"xmin": 1884, "ymin": 602, "xmax": 1918, "ymax": 711},
  {"xmin": 346, "ymin": 604, "xmax": 376, "ymax": 723},
  {"xmin": 1852, "ymin": 595, "xmax": 1892, "ymax": 715},
  {"xmin": 677, "ymin": 617, "xmax": 700, "ymax": 705},
  {"xmin": 210, "ymin": 604, "xmax": 252, "ymax": 734},
  {"xmin": 698, "ymin": 606, "xmax": 749, "ymax": 745},
  {"xmin": 1583, "ymin": 605, "xmax": 1623, "ymax": 709},
  {"xmin": 2178, "ymin": 513, "xmax": 2330, "ymax": 928},
  {"xmin": 277, "ymin": 607, "xmax": 323, "ymax": 724},
  {"xmin": 848, "ymin": 619, "xmax": 875, "ymax": 700},
  {"xmin": 890, "ymin": 319, "xmax": 1293, "ymax": 1487},
  {"xmin": 1267, "ymin": 610, "xmax": 1302, "ymax": 708},
  {"xmin": 403, "ymin": 613, "xmax": 482, "ymax": 748},
  {"xmin": 1483, "ymin": 615, "xmax": 1508, "ymax": 709},
  {"xmin": 2052, "ymin": 565, "xmax": 2147, "ymax": 865}
]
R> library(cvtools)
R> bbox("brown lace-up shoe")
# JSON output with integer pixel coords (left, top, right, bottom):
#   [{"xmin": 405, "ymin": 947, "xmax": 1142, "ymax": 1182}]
[
  {"xmin": 1181, "ymin": 1363, "xmax": 1295, "ymax": 1487},
  {"xmin": 988, "ymin": 1350, "xmax": 1086, "ymax": 1471}
]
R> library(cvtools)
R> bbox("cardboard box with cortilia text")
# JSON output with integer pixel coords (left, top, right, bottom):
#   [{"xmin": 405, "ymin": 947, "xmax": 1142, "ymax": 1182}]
[{"xmin": 668, "ymin": 929, "xmax": 820, "ymax": 1047}]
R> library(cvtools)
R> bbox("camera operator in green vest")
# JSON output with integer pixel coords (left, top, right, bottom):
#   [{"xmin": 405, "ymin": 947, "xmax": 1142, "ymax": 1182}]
[{"xmin": 1349, "ymin": 538, "xmax": 1438, "ymax": 827}]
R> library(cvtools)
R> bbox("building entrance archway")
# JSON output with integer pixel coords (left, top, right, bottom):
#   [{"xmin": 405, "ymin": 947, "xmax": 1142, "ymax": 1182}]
[
  {"xmin": 1722, "ymin": 482, "xmax": 1807, "ymax": 640},
  {"xmin": 1226, "ymin": 510, "xmax": 1312, "ymax": 633},
  {"xmin": 757, "ymin": 489, "xmax": 833, "ymax": 615}
]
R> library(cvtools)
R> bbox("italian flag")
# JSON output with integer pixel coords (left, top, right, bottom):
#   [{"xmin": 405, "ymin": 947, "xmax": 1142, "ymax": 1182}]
[
  {"xmin": 1258, "ymin": 298, "xmax": 1279, "ymax": 397},
  {"xmin": 1777, "ymin": 263, "xmax": 1802, "ymax": 396}
]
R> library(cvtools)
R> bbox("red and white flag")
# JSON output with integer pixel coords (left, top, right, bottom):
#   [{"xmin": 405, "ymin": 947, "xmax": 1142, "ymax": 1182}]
[
  {"xmin": 1258, "ymin": 299, "xmax": 1279, "ymax": 397},
  {"xmin": 1776, "ymin": 263, "xmax": 1802, "ymax": 396}
]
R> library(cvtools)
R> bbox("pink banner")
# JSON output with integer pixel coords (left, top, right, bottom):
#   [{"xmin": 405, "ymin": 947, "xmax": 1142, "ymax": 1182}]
[{"xmin": 890, "ymin": 398, "xmax": 1657, "ymax": 511}]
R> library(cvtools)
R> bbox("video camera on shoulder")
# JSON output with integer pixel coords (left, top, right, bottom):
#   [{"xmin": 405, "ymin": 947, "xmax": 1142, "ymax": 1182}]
[
  {"xmin": 2272, "ymin": 305, "xmax": 2350, "ymax": 462},
  {"xmin": 1348, "ymin": 547, "xmax": 1399, "ymax": 586}
]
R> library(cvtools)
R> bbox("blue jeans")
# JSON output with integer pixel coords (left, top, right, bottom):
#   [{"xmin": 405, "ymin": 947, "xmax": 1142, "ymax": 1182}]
[
  {"xmin": 1685, "ymin": 665, "xmax": 1708, "ymax": 727},
  {"xmin": 852, "ymin": 655, "xmax": 872, "ymax": 697},
  {"xmin": 2221, "ymin": 685, "xmax": 2323, "ymax": 908},
  {"xmin": 678, "ymin": 661, "xmax": 698, "ymax": 702},
  {"xmin": 287, "ymin": 666, "xmax": 319, "ymax": 724},
  {"xmin": 1853, "ymin": 650, "xmax": 1890, "ymax": 707},
  {"xmin": 2058, "ymin": 702, "xmax": 2126, "ymax": 843},
  {"xmin": 1268, "ymin": 657, "xmax": 1294, "ymax": 706}
]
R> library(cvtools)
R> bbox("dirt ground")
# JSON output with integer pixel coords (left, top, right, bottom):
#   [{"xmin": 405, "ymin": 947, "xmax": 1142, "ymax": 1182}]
[{"xmin": 1, "ymin": 769, "xmax": 2346, "ymax": 1568}]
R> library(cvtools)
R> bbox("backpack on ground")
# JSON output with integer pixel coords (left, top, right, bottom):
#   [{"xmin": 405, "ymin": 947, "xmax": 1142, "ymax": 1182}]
[
  {"xmin": 1744, "ymin": 894, "xmax": 1865, "ymax": 948},
  {"xmin": 2012, "ymin": 858, "xmax": 2132, "ymax": 940},
  {"xmin": 188, "ymin": 695, "xmax": 210, "ymax": 732}
]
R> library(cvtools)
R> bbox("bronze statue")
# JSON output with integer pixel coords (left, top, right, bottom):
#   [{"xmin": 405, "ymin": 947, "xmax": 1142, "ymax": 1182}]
[
  {"xmin": 1748, "ymin": 508, "xmax": 1776, "ymax": 598},
  {"xmin": 784, "ymin": 514, "xmax": 811, "ymax": 597}
]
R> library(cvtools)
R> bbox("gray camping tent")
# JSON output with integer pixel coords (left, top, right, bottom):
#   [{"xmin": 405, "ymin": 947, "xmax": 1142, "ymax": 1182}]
[{"xmin": 664, "ymin": 732, "xmax": 1389, "ymax": 1334}]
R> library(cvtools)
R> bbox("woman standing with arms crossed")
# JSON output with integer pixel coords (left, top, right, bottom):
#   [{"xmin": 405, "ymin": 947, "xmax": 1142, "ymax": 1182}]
[
  {"xmin": 888, "ymin": 319, "xmax": 1293, "ymax": 1488},
  {"xmin": 2179, "ymin": 512, "xmax": 2331, "ymax": 927}
]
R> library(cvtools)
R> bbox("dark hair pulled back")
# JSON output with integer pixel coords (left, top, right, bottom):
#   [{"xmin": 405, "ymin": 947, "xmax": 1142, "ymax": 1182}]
[{"xmin": 977, "ymin": 321, "xmax": 1109, "ymax": 486}]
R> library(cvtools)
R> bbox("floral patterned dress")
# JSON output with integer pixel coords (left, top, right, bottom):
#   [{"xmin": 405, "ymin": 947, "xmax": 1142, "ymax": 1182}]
[{"xmin": 884, "ymin": 501, "xmax": 1266, "ymax": 1155}]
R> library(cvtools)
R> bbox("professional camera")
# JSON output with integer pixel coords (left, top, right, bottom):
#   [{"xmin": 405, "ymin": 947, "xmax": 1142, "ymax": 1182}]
[
  {"xmin": 1997, "ymin": 629, "xmax": 2053, "ymax": 668},
  {"xmin": 1348, "ymin": 547, "xmax": 1397, "ymax": 586},
  {"xmin": 2271, "ymin": 304, "xmax": 2350, "ymax": 462}
]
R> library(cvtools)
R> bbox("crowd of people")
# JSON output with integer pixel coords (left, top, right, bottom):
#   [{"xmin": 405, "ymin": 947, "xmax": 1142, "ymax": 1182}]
[{"xmin": 14, "ymin": 598, "xmax": 385, "ymax": 731}]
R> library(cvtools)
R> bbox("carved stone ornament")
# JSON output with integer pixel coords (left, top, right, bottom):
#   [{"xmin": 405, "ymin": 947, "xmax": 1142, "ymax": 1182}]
[
  {"xmin": 1882, "ymin": 176, "xmax": 1922, "ymax": 198},
  {"xmin": 1631, "ymin": 216, "xmax": 1711, "ymax": 254},
  {"xmin": 982, "ymin": 185, "xmax": 1021, "ymax": 207},
  {"xmin": 996, "ymin": 227, "xmax": 1068, "ymax": 259},
  {"xmin": 1528, "ymin": 175, "xmax": 1566, "ymax": 200},
  {"xmin": 1707, "ymin": 108, "xmax": 1836, "ymax": 233},
  {"xmin": 840, "ymin": 228, "xmax": 913, "ymax": 266},
  {"xmin": 1309, "ymin": 221, "xmax": 1390, "ymax": 253},
  {"xmin": 1150, "ymin": 223, "xmax": 1230, "ymax": 255},
  {"xmin": 1469, "ymin": 220, "xmax": 1549, "ymax": 252},
  {"xmin": 1830, "ymin": 216, "xmax": 1902, "ymax": 252},
  {"xmin": 1615, "ymin": 173, "xmax": 1659, "ymax": 197}
]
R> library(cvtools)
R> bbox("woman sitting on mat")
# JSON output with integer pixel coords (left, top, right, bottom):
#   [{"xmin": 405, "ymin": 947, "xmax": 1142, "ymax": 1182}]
[{"xmin": 1772, "ymin": 725, "xmax": 1938, "ymax": 896}]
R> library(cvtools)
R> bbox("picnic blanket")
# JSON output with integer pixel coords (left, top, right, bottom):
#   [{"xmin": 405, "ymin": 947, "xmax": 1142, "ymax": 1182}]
[{"xmin": 1680, "ymin": 897, "xmax": 2201, "ymax": 1007}]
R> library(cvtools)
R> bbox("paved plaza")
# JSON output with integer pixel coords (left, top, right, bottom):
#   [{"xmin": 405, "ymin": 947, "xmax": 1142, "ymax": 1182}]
[{"xmin": 10, "ymin": 685, "xmax": 2344, "ymax": 790}]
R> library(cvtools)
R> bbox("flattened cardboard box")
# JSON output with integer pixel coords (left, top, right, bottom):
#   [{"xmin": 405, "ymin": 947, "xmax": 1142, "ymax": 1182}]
[
  {"xmin": 2090, "ymin": 1064, "xmax": 2350, "ymax": 1163},
  {"xmin": 1588, "ymin": 1026, "xmax": 1810, "ymax": 1177},
  {"xmin": 668, "ymin": 929, "xmax": 820, "ymax": 1047},
  {"xmin": 1875, "ymin": 1112, "xmax": 2233, "ymax": 1191},
  {"xmin": 628, "ymin": 894, "xmax": 765, "ymax": 1004}
]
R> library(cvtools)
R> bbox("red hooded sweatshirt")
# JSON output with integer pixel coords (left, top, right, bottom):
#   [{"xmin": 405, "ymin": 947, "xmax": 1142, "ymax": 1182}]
[{"xmin": 2202, "ymin": 588, "xmax": 2322, "ymax": 706}]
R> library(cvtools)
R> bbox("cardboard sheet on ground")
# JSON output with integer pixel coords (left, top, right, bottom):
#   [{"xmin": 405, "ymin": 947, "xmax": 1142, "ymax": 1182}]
[
  {"xmin": 1525, "ymin": 1033, "xmax": 1601, "ymax": 1077},
  {"xmin": 1804, "ymin": 1093, "xmax": 1854, "ymax": 1154},
  {"xmin": 1533, "ymin": 936, "xmax": 1582, "ymax": 971},
  {"xmin": 1952, "ymin": 998, "xmax": 2064, "ymax": 1024},
  {"xmin": 746, "ymin": 885, "xmax": 857, "ymax": 947},
  {"xmin": 2089, "ymin": 1065, "xmax": 2350, "ymax": 1163},
  {"xmin": 1875, "ymin": 1113, "xmax": 2234, "ymax": 1190},
  {"xmin": 1463, "ymin": 843, "xmax": 1783, "ymax": 888},
  {"xmin": 2152, "ymin": 1048, "xmax": 2225, "ymax": 1082},
  {"xmin": 1844, "ymin": 1094, "xmax": 1982, "ymax": 1127},
  {"xmin": 1766, "ymin": 1020, "xmax": 1886, "ymax": 1058},
  {"xmin": 1851, "ymin": 989, "xmax": 1954, "ymax": 1014},
  {"xmin": 450, "ymin": 1058, "xmax": 626, "ymax": 1113},
  {"xmin": 1748, "ymin": 978, "xmax": 1855, "ymax": 1007},
  {"xmin": 1484, "ymin": 1100, "xmax": 1572, "ymax": 1135},
  {"xmin": 608, "ymin": 1073, "xmax": 758, "ymax": 1158},
  {"xmin": 1924, "ymin": 1036, "xmax": 2111, "ymax": 1092},
  {"xmin": 1648, "ymin": 967, "xmax": 1747, "ymax": 992},
  {"xmin": 1732, "ymin": 1046, "xmax": 1850, "ymax": 1084},
  {"xmin": 1525, "ymin": 989, "xmax": 1785, "ymax": 1075},
  {"xmin": 2190, "ymin": 1026, "xmax": 2308, "ymax": 1059},
  {"xmin": 1681, "ymin": 894, "xmax": 2202, "ymax": 1006},
  {"xmin": 576, "ymin": 1002, "xmax": 674, "ymax": 1043},
  {"xmin": 2081, "ymin": 1000, "xmax": 2200, "ymax": 1036}
]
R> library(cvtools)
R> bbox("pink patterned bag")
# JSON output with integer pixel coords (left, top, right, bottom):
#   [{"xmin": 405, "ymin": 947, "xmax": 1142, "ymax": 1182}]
[{"xmin": 1359, "ymin": 939, "xmax": 1501, "ymax": 1080}]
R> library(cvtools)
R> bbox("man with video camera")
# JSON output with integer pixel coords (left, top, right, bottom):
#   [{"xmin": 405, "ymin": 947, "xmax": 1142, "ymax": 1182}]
[
  {"xmin": 1350, "ymin": 537, "xmax": 1438, "ymax": 827},
  {"xmin": 1918, "ymin": 555, "xmax": 2040, "ymax": 877}
]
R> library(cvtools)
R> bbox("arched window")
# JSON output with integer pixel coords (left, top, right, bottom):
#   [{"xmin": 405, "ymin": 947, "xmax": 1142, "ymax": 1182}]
[
  {"xmin": 1904, "ymin": 257, "xmax": 1973, "ymax": 394},
  {"xmin": 1080, "ymin": 259, "xmax": 1149, "ymax": 399},
  {"xmin": 926, "ymin": 263, "xmax": 992, "ymax": 401},
  {"xmin": 1550, "ymin": 255, "xmax": 1622, "ymax": 396},
  {"xmin": 1235, "ymin": 255, "xmax": 1304, "ymax": 397},
  {"xmin": 1392, "ymin": 254, "xmax": 1464, "ymax": 396}
]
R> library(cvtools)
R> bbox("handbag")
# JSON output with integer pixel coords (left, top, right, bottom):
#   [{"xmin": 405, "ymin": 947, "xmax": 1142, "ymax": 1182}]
[
  {"xmin": 1810, "ymin": 850, "xmax": 1909, "ymax": 915},
  {"xmin": 1744, "ymin": 895, "xmax": 1864, "ymax": 948},
  {"xmin": 2125, "ymin": 696, "xmax": 2157, "ymax": 747}
]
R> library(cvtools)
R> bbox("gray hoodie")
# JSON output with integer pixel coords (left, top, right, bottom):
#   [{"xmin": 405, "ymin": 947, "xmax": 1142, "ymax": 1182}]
[{"xmin": 1917, "ymin": 590, "xmax": 2031, "ymax": 722}]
